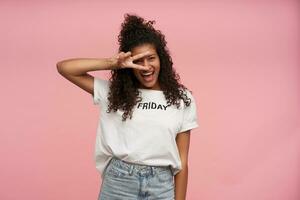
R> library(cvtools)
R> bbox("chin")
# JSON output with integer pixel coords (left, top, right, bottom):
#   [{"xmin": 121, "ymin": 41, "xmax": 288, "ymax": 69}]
[
  {"xmin": 141, "ymin": 83, "xmax": 154, "ymax": 88},
  {"xmin": 140, "ymin": 82, "xmax": 160, "ymax": 90}
]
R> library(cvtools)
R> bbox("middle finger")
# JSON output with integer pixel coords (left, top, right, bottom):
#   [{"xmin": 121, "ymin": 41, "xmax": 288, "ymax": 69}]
[{"xmin": 132, "ymin": 51, "xmax": 151, "ymax": 61}]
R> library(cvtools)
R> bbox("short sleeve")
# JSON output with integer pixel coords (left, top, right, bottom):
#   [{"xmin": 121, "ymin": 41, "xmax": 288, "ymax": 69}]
[
  {"xmin": 178, "ymin": 90, "xmax": 199, "ymax": 133},
  {"xmin": 92, "ymin": 77, "xmax": 109, "ymax": 105}
]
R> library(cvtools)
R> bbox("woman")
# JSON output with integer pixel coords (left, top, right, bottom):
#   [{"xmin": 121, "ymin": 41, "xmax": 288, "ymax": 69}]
[{"xmin": 57, "ymin": 13, "xmax": 198, "ymax": 200}]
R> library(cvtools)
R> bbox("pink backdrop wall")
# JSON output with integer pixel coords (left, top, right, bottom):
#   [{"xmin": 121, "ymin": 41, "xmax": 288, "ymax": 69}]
[{"xmin": 1, "ymin": 0, "xmax": 299, "ymax": 199}]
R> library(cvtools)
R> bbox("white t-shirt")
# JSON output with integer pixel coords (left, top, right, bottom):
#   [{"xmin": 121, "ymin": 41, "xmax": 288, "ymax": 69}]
[{"xmin": 92, "ymin": 77, "xmax": 199, "ymax": 178}]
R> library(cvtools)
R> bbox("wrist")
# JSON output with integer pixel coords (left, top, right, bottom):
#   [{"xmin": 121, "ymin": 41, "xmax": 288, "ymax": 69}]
[{"xmin": 106, "ymin": 57, "xmax": 119, "ymax": 70}]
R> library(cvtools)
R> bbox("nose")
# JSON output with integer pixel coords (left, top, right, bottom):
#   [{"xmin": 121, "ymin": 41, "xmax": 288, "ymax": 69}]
[{"xmin": 142, "ymin": 58, "xmax": 150, "ymax": 67}]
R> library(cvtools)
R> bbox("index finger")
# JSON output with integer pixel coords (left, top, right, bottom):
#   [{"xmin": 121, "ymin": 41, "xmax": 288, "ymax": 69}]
[{"xmin": 131, "ymin": 51, "xmax": 151, "ymax": 61}]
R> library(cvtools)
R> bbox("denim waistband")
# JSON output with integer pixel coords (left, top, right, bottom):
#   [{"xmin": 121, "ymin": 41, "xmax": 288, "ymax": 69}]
[{"xmin": 109, "ymin": 157, "xmax": 172, "ymax": 176}]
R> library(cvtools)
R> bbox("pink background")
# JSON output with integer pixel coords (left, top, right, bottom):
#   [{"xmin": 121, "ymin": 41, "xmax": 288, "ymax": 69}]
[{"xmin": 1, "ymin": 0, "xmax": 299, "ymax": 200}]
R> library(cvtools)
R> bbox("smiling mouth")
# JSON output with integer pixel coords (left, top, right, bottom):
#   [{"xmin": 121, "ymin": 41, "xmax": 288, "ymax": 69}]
[{"xmin": 141, "ymin": 71, "xmax": 154, "ymax": 77}]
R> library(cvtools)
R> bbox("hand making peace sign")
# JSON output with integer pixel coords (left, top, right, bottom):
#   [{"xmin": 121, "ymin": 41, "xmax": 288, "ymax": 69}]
[{"xmin": 111, "ymin": 51, "xmax": 151, "ymax": 71}]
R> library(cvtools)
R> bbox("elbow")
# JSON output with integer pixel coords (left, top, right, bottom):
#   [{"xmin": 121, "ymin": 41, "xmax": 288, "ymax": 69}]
[
  {"xmin": 182, "ymin": 163, "xmax": 188, "ymax": 170},
  {"xmin": 56, "ymin": 61, "xmax": 65, "ymax": 74},
  {"xmin": 180, "ymin": 160, "xmax": 189, "ymax": 170}
]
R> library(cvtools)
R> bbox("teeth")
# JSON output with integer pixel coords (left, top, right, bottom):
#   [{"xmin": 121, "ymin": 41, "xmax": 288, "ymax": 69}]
[{"xmin": 142, "ymin": 71, "xmax": 153, "ymax": 76}]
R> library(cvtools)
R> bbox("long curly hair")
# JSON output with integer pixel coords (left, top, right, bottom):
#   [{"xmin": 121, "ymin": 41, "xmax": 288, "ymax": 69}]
[{"xmin": 107, "ymin": 13, "xmax": 191, "ymax": 121}]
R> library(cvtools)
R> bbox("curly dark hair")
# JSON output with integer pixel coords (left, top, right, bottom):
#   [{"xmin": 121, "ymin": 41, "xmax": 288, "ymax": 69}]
[{"xmin": 107, "ymin": 13, "xmax": 192, "ymax": 121}]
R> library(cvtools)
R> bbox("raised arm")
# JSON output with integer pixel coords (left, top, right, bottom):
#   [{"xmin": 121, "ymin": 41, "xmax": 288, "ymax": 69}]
[
  {"xmin": 56, "ymin": 57, "xmax": 118, "ymax": 95},
  {"xmin": 56, "ymin": 51, "xmax": 151, "ymax": 95}
]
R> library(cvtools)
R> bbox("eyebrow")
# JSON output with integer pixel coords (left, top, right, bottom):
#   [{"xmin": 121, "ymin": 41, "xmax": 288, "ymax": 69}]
[
  {"xmin": 135, "ymin": 54, "xmax": 156, "ymax": 61},
  {"xmin": 145, "ymin": 54, "xmax": 156, "ymax": 58}
]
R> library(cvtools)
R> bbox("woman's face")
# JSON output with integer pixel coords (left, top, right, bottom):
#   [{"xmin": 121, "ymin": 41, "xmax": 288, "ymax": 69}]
[{"xmin": 131, "ymin": 43, "xmax": 161, "ymax": 90}]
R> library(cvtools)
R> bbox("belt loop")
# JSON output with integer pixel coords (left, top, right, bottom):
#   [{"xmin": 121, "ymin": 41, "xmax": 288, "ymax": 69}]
[
  {"xmin": 151, "ymin": 166, "xmax": 154, "ymax": 176},
  {"xmin": 169, "ymin": 166, "xmax": 173, "ymax": 175},
  {"xmin": 129, "ymin": 165, "xmax": 134, "ymax": 175}
]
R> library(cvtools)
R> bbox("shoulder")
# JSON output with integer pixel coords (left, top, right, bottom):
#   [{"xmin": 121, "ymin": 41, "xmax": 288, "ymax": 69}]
[
  {"xmin": 180, "ymin": 87, "xmax": 195, "ymax": 101},
  {"xmin": 94, "ymin": 77, "xmax": 111, "ymax": 92},
  {"xmin": 93, "ymin": 77, "xmax": 111, "ymax": 104},
  {"xmin": 178, "ymin": 87, "xmax": 196, "ymax": 109},
  {"xmin": 94, "ymin": 77, "xmax": 110, "ymax": 86}
]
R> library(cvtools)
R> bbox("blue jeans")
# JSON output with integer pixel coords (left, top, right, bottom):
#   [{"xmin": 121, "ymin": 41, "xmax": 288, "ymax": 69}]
[{"xmin": 98, "ymin": 157, "xmax": 175, "ymax": 200}]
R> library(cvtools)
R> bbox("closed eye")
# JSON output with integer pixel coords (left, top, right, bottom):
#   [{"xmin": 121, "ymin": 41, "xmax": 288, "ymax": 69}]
[{"xmin": 133, "ymin": 56, "xmax": 156, "ymax": 64}]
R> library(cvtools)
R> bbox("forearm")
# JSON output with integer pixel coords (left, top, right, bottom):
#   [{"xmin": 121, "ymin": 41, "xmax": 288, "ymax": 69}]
[
  {"xmin": 56, "ymin": 57, "xmax": 117, "ymax": 76},
  {"xmin": 174, "ymin": 165, "xmax": 188, "ymax": 200}
]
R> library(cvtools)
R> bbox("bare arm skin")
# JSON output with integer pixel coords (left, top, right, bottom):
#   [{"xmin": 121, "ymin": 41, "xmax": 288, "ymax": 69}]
[
  {"xmin": 56, "ymin": 57, "xmax": 117, "ymax": 95},
  {"xmin": 175, "ymin": 130, "xmax": 191, "ymax": 200},
  {"xmin": 56, "ymin": 51, "xmax": 151, "ymax": 95}
]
